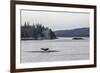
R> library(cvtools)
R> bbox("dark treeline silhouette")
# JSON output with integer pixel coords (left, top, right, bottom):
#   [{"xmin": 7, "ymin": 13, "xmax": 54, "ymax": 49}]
[{"xmin": 21, "ymin": 22, "xmax": 57, "ymax": 40}]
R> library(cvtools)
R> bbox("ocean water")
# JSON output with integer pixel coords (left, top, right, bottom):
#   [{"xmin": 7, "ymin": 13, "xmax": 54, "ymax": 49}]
[{"xmin": 20, "ymin": 37, "xmax": 89, "ymax": 63}]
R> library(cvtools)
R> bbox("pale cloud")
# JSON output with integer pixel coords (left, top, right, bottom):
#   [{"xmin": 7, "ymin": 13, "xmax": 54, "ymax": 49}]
[{"xmin": 21, "ymin": 10, "xmax": 90, "ymax": 31}]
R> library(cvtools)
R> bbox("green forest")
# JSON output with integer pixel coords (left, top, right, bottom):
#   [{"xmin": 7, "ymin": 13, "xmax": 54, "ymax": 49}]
[{"xmin": 21, "ymin": 22, "xmax": 57, "ymax": 40}]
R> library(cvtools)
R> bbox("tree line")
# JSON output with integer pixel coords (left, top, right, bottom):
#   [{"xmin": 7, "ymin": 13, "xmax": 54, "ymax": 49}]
[{"xmin": 21, "ymin": 22, "xmax": 57, "ymax": 40}]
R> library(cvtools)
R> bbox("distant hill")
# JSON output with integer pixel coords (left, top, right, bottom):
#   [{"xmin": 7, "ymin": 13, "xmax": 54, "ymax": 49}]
[{"xmin": 54, "ymin": 28, "xmax": 89, "ymax": 37}]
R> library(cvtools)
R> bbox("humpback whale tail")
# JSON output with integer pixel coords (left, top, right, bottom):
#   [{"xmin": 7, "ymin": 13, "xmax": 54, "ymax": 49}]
[{"xmin": 41, "ymin": 48, "xmax": 49, "ymax": 51}]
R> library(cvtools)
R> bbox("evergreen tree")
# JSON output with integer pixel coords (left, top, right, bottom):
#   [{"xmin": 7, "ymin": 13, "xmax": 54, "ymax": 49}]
[
  {"xmin": 49, "ymin": 29, "xmax": 57, "ymax": 39},
  {"xmin": 21, "ymin": 22, "xmax": 57, "ymax": 40}
]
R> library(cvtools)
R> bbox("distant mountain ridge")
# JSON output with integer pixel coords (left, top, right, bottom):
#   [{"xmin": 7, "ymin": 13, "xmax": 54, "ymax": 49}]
[{"xmin": 54, "ymin": 28, "xmax": 89, "ymax": 37}]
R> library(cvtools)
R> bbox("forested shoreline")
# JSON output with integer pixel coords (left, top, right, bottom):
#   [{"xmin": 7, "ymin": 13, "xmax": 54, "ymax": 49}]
[{"xmin": 21, "ymin": 22, "xmax": 57, "ymax": 40}]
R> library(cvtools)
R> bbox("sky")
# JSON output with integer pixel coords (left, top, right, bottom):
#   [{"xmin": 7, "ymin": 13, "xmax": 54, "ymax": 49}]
[{"xmin": 21, "ymin": 10, "xmax": 90, "ymax": 31}]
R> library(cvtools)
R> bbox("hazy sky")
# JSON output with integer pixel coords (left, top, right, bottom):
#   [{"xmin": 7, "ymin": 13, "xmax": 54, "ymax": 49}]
[{"xmin": 21, "ymin": 10, "xmax": 90, "ymax": 31}]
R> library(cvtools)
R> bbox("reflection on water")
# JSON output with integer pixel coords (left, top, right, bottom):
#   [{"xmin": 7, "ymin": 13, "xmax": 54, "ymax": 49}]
[{"xmin": 21, "ymin": 37, "xmax": 90, "ymax": 63}]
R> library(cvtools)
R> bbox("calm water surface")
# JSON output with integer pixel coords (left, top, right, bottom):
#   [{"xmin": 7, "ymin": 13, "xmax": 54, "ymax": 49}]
[{"xmin": 21, "ymin": 37, "xmax": 89, "ymax": 63}]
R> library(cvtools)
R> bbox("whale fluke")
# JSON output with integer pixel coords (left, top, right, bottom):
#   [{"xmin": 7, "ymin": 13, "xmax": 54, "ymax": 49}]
[{"xmin": 41, "ymin": 48, "xmax": 49, "ymax": 51}]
